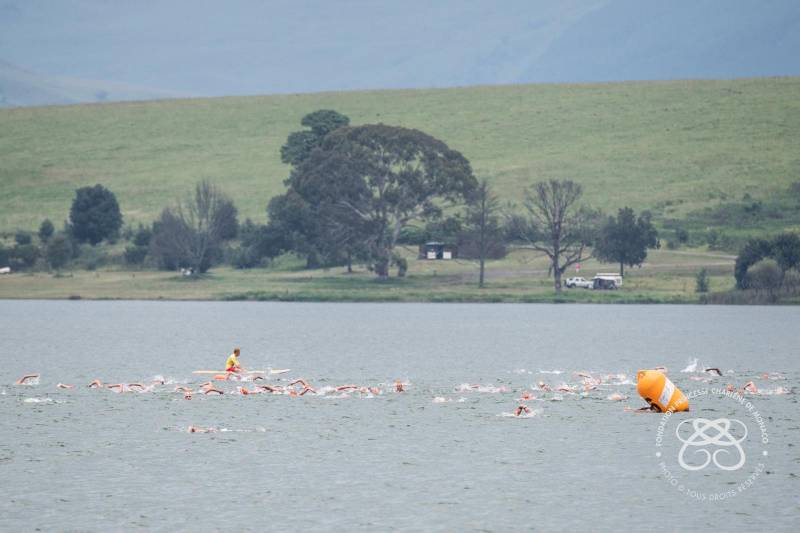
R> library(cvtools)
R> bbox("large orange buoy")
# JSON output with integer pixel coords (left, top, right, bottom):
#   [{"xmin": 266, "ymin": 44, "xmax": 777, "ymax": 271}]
[{"xmin": 636, "ymin": 370, "xmax": 689, "ymax": 412}]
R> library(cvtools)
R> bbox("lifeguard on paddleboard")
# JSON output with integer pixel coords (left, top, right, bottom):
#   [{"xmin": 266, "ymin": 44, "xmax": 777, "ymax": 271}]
[{"xmin": 190, "ymin": 347, "xmax": 291, "ymax": 379}]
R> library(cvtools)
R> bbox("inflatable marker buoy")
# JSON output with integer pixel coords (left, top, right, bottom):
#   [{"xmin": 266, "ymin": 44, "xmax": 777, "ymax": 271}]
[
  {"xmin": 213, "ymin": 374, "xmax": 228, "ymax": 381},
  {"xmin": 636, "ymin": 370, "xmax": 689, "ymax": 412}
]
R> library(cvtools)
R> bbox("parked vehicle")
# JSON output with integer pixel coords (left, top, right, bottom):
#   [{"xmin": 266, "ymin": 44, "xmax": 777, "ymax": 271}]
[
  {"xmin": 592, "ymin": 273, "xmax": 623, "ymax": 290},
  {"xmin": 565, "ymin": 276, "xmax": 593, "ymax": 289}
]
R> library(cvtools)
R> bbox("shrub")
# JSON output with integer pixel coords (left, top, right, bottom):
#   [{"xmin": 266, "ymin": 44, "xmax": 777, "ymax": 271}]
[
  {"xmin": 395, "ymin": 256, "xmax": 408, "ymax": 277},
  {"xmin": 9, "ymin": 244, "xmax": 40, "ymax": 270},
  {"xmin": 705, "ymin": 229, "xmax": 719, "ymax": 248},
  {"xmin": 38, "ymin": 220, "xmax": 55, "ymax": 243},
  {"xmin": 675, "ymin": 228, "xmax": 689, "ymax": 244},
  {"xmin": 783, "ymin": 268, "xmax": 800, "ymax": 294},
  {"xmin": 745, "ymin": 259, "xmax": 782, "ymax": 291},
  {"xmin": 133, "ymin": 225, "xmax": 153, "ymax": 247},
  {"xmin": 15, "ymin": 232, "xmax": 32, "ymax": 245},
  {"xmin": 695, "ymin": 268, "xmax": 709, "ymax": 293},
  {"xmin": 73, "ymin": 244, "xmax": 110, "ymax": 271},
  {"xmin": 734, "ymin": 237, "xmax": 772, "ymax": 288},
  {"xmin": 771, "ymin": 233, "xmax": 800, "ymax": 273},
  {"xmin": 230, "ymin": 246, "xmax": 262, "ymax": 269},
  {"xmin": 69, "ymin": 184, "xmax": 123, "ymax": 245},
  {"xmin": 239, "ymin": 222, "xmax": 287, "ymax": 264},
  {"xmin": 0, "ymin": 244, "xmax": 8, "ymax": 268},
  {"xmin": 124, "ymin": 245, "xmax": 148, "ymax": 265},
  {"xmin": 46, "ymin": 233, "xmax": 73, "ymax": 270}
]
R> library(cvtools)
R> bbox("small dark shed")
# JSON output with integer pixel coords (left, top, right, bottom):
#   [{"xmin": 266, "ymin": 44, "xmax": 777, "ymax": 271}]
[{"xmin": 419, "ymin": 242, "xmax": 456, "ymax": 260}]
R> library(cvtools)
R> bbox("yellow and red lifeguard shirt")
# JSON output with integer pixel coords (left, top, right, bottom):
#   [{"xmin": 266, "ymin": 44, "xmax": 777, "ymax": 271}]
[{"xmin": 225, "ymin": 353, "xmax": 240, "ymax": 371}]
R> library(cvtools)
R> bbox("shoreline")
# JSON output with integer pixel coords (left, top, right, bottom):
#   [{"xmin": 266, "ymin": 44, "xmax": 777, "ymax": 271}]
[{"xmin": 2, "ymin": 248, "xmax": 790, "ymax": 304}]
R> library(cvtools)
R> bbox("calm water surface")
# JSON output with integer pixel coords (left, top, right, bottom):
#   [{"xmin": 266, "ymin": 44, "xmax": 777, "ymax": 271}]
[{"xmin": 1, "ymin": 301, "xmax": 798, "ymax": 531}]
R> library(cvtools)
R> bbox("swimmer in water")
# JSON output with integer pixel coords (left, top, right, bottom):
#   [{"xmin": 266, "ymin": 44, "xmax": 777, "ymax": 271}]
[
  {"xmin": 15, "ymin": 374, "xmax": 39, "ymax": 385},
  {"xmin": 106, "ymin": 383, "xmax": 125, "ymax": 392},
  {"xmin": 537, "ymin": 381, "xmax": 551, "ymax": 392},
  {"xmin": 606, "ymin": 392, "xmax": 627, "ymax": 401},
  {"xmin": 743, "ymin": 381, "xmax": 759, "ymax": 394},
  {"xmin": 127, "ymin": 383, "xmax": 146, "ymax": 392},
  {"xmin": 88, "ymin": 379, "xmax": 103, "ymax": 388},
  {"xmin": 257, "ymin": 384, "xmax": 283, "ymax": 393},
  {"xmin": 625, "ymin": 405, "xmax": 660, "ymax": 413},
  {"xmin": 187, "ymin": 425, "xmax": 216, "ymax": 433},
  {"xmin": 515, "ymin": 404, "xmax": 531, "ymax": 416},
  {"xmin": 394, "ymin": 380, "xmax": 405, "ymax": 393},
  {"xmin": 519, "ymin": 391, "xmax": 536, "ymax": 401},
  {"xmin": 289, "ymin": 379, "xmax": 316, "ymax": 395},
  {"xmin": 56, "ymin": 383, "xmax": 74, "ymax": 389},
  {"xmin": 704, "ymin": 367, "xmax": 722, "ymax": 376}
]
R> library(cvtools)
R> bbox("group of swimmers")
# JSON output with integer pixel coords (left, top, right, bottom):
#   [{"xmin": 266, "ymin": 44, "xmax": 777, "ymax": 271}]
[{"xmin": 11, "ymin": 348, "xmax": 791, "ymax": 418}]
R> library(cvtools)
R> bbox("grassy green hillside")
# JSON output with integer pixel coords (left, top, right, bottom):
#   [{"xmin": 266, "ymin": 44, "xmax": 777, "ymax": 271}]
[{"xmin": 1, "ymin": 77, "xmax": 799, "ymax": 232}]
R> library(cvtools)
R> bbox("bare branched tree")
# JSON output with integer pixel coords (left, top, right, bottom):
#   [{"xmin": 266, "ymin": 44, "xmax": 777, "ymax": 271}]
[
  {"xmin": 150, "ymin": 181, "xmax": 236, "ymax": 273},
  {"xmin": 464, "ymin": 179, "xmax": 503, "ymax": 288},
  {"xmin": 509, "ymin": 179, "xmax": 598, "ymax": 292}
]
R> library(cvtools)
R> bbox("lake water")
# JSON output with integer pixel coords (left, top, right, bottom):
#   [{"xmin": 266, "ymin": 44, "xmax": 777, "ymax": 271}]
[{"xmin": 1, "ymin": 301, "xmax": 798, "ymax": 531}]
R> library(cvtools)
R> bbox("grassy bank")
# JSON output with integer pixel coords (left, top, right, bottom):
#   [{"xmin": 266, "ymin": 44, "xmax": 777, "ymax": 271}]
[
  {"xmin": 0, "ymin": 247, "xmax": 734, "ymax": 303},
  {"xmin": 1, "ymin": 77, "xmax": 799, "ymax": 234}
]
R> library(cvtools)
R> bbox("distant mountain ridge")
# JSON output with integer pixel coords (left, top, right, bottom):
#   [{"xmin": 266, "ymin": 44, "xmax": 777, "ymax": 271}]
[
  {"xmin": 0, "ymin": 61, "xmax": 188, "ymax": 107},
  {"xmin": 1, "ymin": 0, "xmax": 799, "ymax": 107}
]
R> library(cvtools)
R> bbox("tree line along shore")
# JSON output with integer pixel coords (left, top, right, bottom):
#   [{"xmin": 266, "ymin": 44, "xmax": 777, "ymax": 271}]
[{"xmin": 1, "ymin": 79, "xmax": 799, "ymax": 303}]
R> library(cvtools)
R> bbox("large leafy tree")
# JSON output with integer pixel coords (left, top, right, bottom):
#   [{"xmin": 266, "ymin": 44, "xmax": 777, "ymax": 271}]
[
  {"xmin": 266, "ymin": 189, "xmax": 337, "ymax": 268},
  {"xmin": 508, "ymin": 180, "xmax": 598, "ymax": 292},
  {"xmin": 69, "ymin": 184, "xmax": 123, "ymax": 245},
  {"xmin": 771, "ymin": 233, "xmax": 800, "ymax": 274},
  {"xmin": 594, "ymin": 207, "xmax": 658, "ymax": 276},
  {"xmin": 734, "ymin": 233, "xmax": 800, "ymax": 289},
  {"xmin": 268, "ymin": 110, "xmax": 351, "ymax": 268},
  {"xmin": 290, "ymin": 124, "xmax": 477, "ymax": 277},
  {"xmin": 280, "ymin": 109, "xmax": 350, "ymax": 166}
]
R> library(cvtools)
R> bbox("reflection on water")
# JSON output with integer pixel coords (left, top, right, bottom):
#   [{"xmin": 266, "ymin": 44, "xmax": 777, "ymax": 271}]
[{"xmin": 0, "ymin": 301, "xmax": 798, "ymax": 530}]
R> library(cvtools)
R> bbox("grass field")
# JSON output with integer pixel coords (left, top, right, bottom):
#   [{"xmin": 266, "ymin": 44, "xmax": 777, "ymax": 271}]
[
  {"xmin": 2, "ymin": 77, "xmax": 799, "ymax": 233},
  {"xmin": 0, "ymin": 247, "xmax": 735, "ymax": 303}
]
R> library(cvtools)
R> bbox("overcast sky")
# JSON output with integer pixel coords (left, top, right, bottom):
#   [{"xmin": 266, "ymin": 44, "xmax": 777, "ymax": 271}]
[{"xmin": 1, "ymin": 0, "xmax": 799, "ymax": 104}]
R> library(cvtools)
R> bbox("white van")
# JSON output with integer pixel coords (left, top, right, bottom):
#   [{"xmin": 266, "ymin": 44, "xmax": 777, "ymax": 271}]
[{"xmin": 592, "ymin": 273, "xmax": 622, "ymax": 290}]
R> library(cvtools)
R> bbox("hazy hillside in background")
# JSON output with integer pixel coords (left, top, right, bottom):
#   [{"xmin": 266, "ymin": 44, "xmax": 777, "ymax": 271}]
[
  {"xmin": 0, "ymin": 61, "xmax": 186, "ymax": 107},
  {"xmin": 1, "ymin": 0, "xmax": 799, "ymax": 107}
]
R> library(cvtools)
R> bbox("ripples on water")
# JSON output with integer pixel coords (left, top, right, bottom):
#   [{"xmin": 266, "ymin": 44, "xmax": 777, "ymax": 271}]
[{"xmin": 0, "ymin": 301, "xmax": 798, "ymax": 531}]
